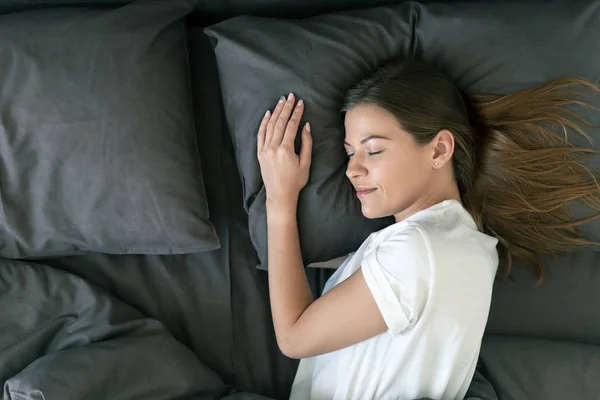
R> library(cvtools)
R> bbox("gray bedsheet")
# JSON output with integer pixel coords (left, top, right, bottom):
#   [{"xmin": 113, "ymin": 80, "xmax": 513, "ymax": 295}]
[{"xmin": 0, "ymin": 259, "xmax": 229, "ymax": 399}]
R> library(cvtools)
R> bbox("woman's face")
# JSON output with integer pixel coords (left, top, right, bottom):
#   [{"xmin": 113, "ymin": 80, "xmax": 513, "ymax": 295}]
[{"xmin": 344, "ymin": 104, "xmax": 442, "ymax": 221}]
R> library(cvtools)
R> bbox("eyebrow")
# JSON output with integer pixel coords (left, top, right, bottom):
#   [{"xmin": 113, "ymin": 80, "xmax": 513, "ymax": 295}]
[{"xmin": 344, "ymin": 135, "xmax": 391, "ymax": 147}]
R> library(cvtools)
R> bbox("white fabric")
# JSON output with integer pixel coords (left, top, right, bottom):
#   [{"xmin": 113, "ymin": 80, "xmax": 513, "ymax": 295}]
[{"xmin": 290, "ymin": 200, "xmax": 499, "ymax": 400}]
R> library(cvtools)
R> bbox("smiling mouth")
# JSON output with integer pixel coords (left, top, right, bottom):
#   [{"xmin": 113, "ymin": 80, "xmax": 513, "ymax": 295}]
[{"xmin": 356, "ymin": 188, "xmax": 377, "ymax": 198}]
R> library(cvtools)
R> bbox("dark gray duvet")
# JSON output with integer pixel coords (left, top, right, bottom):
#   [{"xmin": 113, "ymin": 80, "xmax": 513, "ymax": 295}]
[{"xmin": 0, "ymin": 259, "xmax": 228, "ymax": 399}]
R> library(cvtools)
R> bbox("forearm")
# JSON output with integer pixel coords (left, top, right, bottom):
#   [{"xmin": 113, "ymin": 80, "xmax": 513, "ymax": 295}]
[
  {"xmin": 308, "ymin": 255, "xmax": 348, "ymax": 269},
  {"xmin": 266, "ymin": 199, "xmax": 314, "ymax": 352}
]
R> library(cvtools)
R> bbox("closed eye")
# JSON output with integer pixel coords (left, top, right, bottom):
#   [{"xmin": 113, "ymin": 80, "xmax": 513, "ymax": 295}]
[{"xmin": 347, "ymin": 150, "xmax": 383, "ymax": 158}]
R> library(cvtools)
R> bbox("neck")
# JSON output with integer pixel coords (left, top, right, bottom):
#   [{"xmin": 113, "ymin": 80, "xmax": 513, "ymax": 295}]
[{"xmin": 393, "ymin": 181, "xmax": 462, "ymax": 223}]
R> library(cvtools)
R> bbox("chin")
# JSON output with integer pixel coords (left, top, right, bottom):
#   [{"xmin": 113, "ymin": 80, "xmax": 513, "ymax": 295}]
[{"xmin": 360, "ymin": 206, "xmax": 385, "ymax": 220}]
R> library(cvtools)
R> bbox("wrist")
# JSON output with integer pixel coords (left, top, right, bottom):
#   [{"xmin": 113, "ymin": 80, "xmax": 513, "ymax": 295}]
[{"xmin": 266, "ymin": 196, "xmax": 298, "ymax": 222}]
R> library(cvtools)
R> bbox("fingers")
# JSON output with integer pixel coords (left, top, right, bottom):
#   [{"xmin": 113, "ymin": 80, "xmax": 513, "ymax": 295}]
[
  {"xmin": 262, "ymin": 93, "xmax": 309, "ymax": 153},
  {"xmin": 282, "ymin": 98, "xmax": 305, "ymax": 147},
  {"xmin": 264, "ymin": 95, "xmax": 287, "ymax": 149},
  {"xmin": 257, "ymin": 109, "xmax": 270, "ymax": 155},
  {"xmin": 271, "ymin": 93, "xmax": 296, "ymax": 148},
  {"xmin": 300, "ymin": 122, "xmax": 313, "ymax": 168}
]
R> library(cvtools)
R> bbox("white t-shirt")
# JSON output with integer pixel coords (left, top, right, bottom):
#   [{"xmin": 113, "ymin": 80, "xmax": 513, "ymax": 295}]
[{"xmin": 290, "ymin": 199, "xmax": 499, "ymax": 400}]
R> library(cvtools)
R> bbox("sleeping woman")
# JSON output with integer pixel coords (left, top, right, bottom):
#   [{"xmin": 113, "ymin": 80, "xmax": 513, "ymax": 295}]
[{"xmin": 255, "ymin": 58, "xmax": 600, "ymax": 400}]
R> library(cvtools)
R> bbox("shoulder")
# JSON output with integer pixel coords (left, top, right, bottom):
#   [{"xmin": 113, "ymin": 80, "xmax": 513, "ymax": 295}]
[
  {"xmin": 370, "ymin": 223, "xmax": 431, "ymax": 260},
  {"xmin": 360, "ymin": 224, "xmax": 432, "ymax": 331},
  {"xmin": 363, "ymin": 223, "xmax": 432, "ymax": 281}
]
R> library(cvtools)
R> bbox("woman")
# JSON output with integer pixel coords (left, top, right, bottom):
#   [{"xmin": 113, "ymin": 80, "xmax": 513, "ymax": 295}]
[{"xmin": 256, "ymin": 58, "xmax": 599, "ymax": 399}]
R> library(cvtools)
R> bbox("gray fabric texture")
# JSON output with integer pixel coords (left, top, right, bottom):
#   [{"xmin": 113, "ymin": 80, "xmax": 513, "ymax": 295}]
[
  {"xmin": 0, "ymin": 0, "xmax": 415, "ymax": 23},
  {"xmin": 205, "ymin": 0, "xmax": 600, "ymax": 271},
  {"xmin": 38, "ymin": 28, "xmax": 299, "ymax": 400},
  {"xmin": 0, "ymin": 0, "xmax": 219, "ymax": 258},
  {"xmin": 486, "ymin": 251, "xmax": 600, "ymax": 346},
  {"xmin": 480, "ymin": 335, "xmax": 600, "ymax": 400},
  {"xmin": 0, "ymin": 259, "xmax": 230, "ymax": 400}
]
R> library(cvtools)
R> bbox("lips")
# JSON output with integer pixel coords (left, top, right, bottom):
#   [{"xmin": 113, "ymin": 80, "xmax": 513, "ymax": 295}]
[{"xmin": 356, "ymin": 188, "xmax": 377, "ymax": 198}]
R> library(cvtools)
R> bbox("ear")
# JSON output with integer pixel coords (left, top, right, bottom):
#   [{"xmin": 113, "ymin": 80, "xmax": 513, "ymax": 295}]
[{"xmin": 431, "ymin": 129, "xmax": 455, "ymax": 167}]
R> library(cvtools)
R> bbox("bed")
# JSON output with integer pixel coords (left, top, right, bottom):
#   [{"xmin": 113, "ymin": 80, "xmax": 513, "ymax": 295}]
[{"xmin": 1, "ymin": 1, "xmax": 599, "ymax": 399}]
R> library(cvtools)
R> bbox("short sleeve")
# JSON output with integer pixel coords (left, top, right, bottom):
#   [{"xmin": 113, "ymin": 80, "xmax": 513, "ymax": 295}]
[{"xmin": 361, "ymin": 226, "xmax": 431, "ymax": 335}]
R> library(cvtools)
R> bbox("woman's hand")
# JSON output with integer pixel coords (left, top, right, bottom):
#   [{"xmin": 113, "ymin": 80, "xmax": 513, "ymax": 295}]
[{"xmin": 257, "ymin": 93, "xmax": 312, "ymax": 211}]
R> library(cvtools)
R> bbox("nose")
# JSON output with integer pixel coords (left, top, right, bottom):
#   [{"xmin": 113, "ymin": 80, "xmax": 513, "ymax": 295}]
[{"xmin": 346, "ymin": 155, "xmax": 367, "ymax": 180}]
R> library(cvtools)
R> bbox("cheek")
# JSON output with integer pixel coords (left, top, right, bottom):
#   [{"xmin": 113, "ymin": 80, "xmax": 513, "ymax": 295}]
[
  {"xmin": 379, "ymin": 152, "xmax": 430, "ymax": 193},
  {"xmin": 380, "ymin": 154, "xmax": 415, "ymax": 179}
]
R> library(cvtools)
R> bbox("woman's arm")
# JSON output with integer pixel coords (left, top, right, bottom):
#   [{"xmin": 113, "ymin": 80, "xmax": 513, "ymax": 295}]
[
  {"xmin": 266, "ymin": 201, "xmax": 315, "ymax": 354},
  {"xmin": 267, "ymin": 205, "xmax": 386, "ymax": 359},
  {"xmin": 258, "ymin": 94, "xmax": 387, "ymax": 360},
  {"xmin": 307, "ymin": 255, "xmax": 348, "ymax": 269}
]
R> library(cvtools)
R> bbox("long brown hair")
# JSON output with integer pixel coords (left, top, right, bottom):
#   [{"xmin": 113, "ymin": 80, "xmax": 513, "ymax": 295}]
[{"xmin": 342, "ymin": 58, "xmax": 600, "ymax": 280}]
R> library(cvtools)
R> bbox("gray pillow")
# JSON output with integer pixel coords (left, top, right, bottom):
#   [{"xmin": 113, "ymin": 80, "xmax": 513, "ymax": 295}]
[
  {"xmin": 205, "ymin": 0, "xmax": 600, "ymax": 269},
  {"xmin": 480, "ymin": 335, "xmax": 600, "ymax": 400},
  {"xmin": 487, "ymin": 251, "xmax": 600, "ymax": 346},
  {"xmin": 0, "ymin": 0, "xmax": 220, "ymax": 257},
  {"xmin": 205, "ymin": 7, "xmax": 414, "ymax": 268}
]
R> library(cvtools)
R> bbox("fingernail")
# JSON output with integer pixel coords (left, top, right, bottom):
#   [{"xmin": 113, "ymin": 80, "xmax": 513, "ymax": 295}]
[
  {"xmin": 279, "ymin": 96, "xmax": 285, "ymax": 103},
  {"xmin": 305, "ymin": 122, "xmax": 311, "ymax": 132},
  {"xmin": 297, "ymin": 99, "xmax": 304, "ymax": 107},
  {"xmin": 264, "ymin": 110, "xmax": 271, "ymax": 118},
  {"xmin": 288, "ymin": 92, "xmax": 294, "ymax": 100}
]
